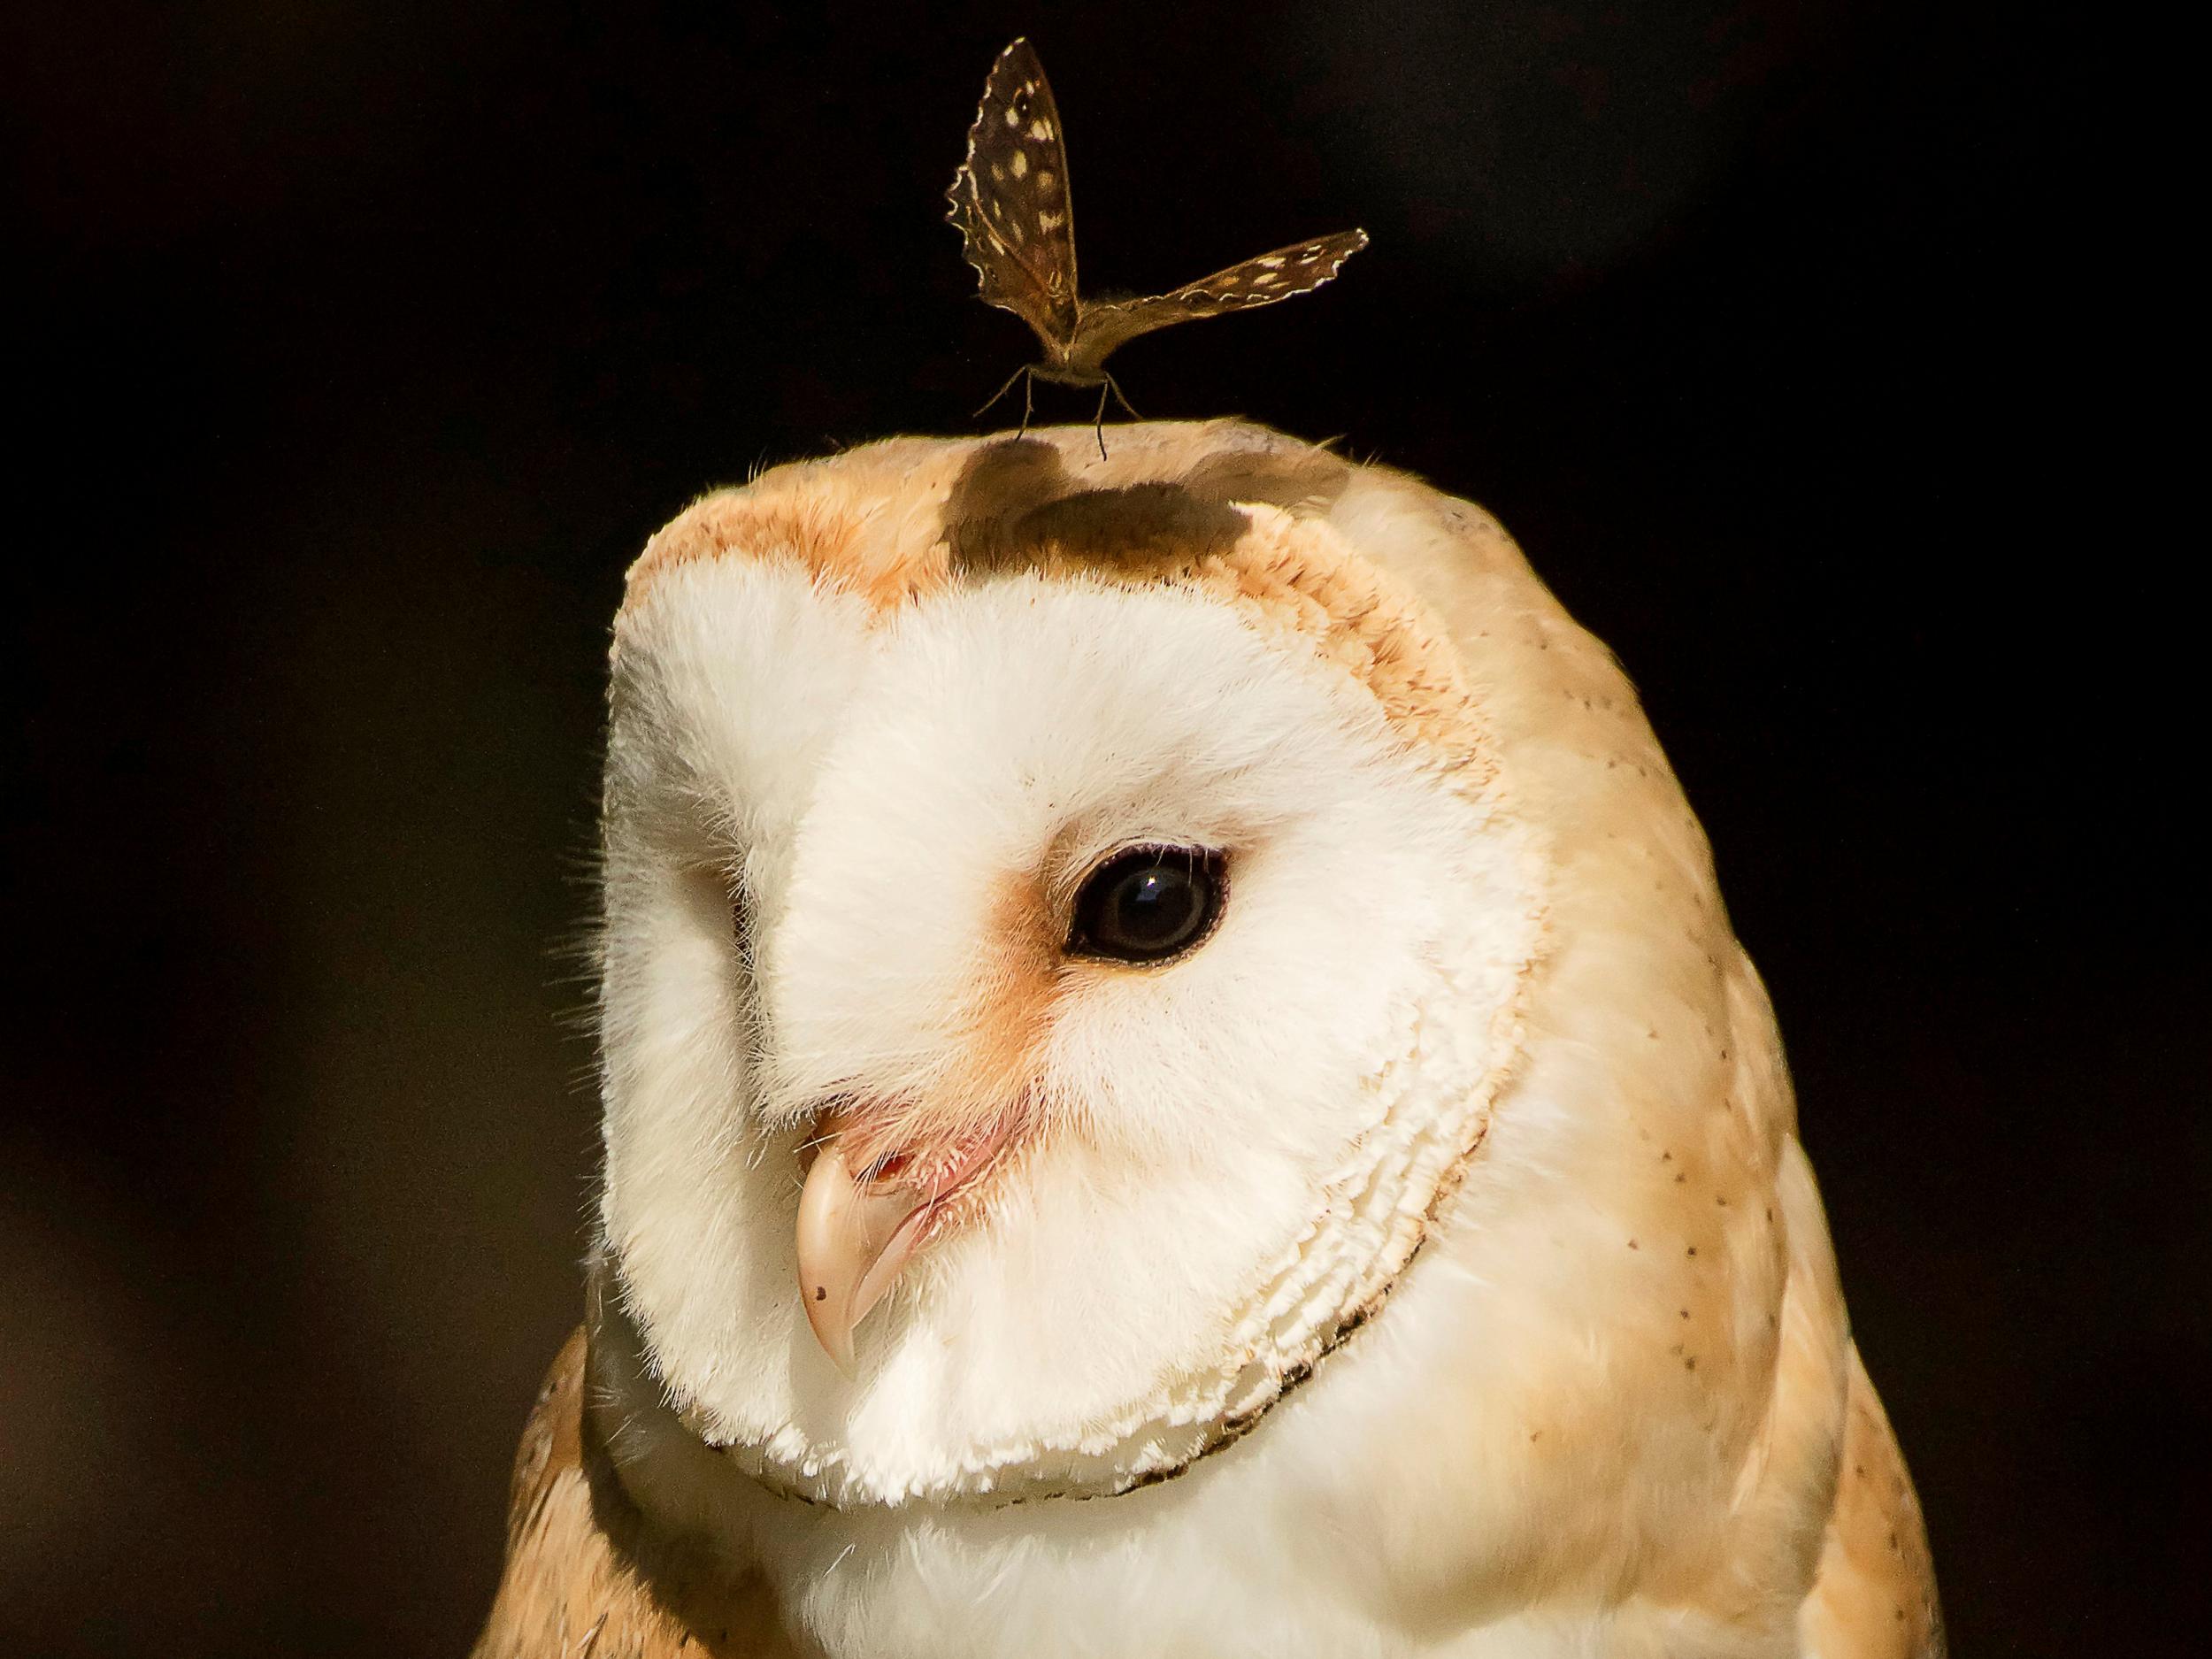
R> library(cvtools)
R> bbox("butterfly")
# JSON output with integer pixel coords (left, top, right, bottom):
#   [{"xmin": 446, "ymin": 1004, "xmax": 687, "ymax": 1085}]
[{"xmin": 948, "ymin": 39, "xmax": 1368, "ymax": 453}]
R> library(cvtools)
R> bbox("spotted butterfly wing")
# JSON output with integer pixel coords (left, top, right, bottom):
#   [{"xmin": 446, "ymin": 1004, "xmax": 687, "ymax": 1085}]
[
  {"xmin": 947, "ymin": 39, "xmax": 1080, "ymax": 358},
  {"xmin": 1067, "ymin": 230, "xmax": 1371, "ymax": 375}
]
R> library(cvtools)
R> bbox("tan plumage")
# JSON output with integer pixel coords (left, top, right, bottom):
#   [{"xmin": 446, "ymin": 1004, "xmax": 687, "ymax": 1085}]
[
  {"xmin": 476, "ymin": 1337, "xmax": 1936, "ymax": 1656},
  {"xmin": 478, "ymin": 420, "xmax": 1940, "ymax": 1657},
  {"xmin": 472, "ymin": 1330, "xmax": 796, "ymax": 1659}
]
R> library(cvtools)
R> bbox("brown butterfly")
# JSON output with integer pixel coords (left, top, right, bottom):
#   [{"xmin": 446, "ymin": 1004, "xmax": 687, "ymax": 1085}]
[{"xmin": 948, "ymin": 39, "xmax": 1368, "ymax": 452}]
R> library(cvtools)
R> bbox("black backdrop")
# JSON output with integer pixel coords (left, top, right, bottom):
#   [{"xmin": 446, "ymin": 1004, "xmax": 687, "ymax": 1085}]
[{"xmin": 4, "ymin": 4, "xmax": 2192, "ymax": 1655}]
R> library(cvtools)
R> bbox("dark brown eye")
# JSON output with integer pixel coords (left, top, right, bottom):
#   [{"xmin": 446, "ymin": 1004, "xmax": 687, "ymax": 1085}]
[{"xmin": 1067, "ymin": 846, "xmax": 1227, "ymax": 964}]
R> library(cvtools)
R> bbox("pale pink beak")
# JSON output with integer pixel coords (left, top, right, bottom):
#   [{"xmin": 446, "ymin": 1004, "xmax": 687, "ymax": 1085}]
[{"xmin": 795, "ymin": 1105, "xmax": 1010, "ymax": 1374}]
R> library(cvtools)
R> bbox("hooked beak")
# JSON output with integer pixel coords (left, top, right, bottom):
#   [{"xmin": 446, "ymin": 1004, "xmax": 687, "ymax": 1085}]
[{"xmin": 795, "ymin": 1106, "xmax": 1010, "ymax": 1374}]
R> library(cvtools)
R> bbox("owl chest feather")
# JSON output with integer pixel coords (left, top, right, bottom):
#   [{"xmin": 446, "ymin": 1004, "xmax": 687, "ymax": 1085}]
[{"xmin": 480, "ymin": 1121, "xmax": 1932, "ymax": 1659}]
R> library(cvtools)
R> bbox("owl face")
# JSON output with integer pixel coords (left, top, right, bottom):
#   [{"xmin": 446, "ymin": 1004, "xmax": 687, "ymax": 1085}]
[{"xmin": 595, "ymin": 431, "xmax": 1544, "ymax": 1506}]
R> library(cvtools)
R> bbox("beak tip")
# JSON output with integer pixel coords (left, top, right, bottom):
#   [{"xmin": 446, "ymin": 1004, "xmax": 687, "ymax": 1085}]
[
  {"xmin": 802, "ymin": 1280, "xmax": 860, "ymax": 1376},
  {"xmin": 795, "ymin": 1122, "xmax": 933, "ymax": 1380}
]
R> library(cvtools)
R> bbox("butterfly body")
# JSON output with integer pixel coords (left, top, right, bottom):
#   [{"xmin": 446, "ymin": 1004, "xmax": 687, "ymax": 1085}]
[
  {"xmin": 949, "ymin": 40, "xmax": 1366, "ymax": 441},
  {"xmin": 1030, "ymin": 360, "xmax": 1110, "ymax": 386}
]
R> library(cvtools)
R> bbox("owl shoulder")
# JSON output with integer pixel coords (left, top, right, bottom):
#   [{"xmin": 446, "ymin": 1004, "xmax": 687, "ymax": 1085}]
[
  {"xmin": 1798, "ymin": 1347, "xmax": 1947, "ymax": 1658},
  {"xmin": 471, "ymin": 1329, "xmax": 797, "ymax": 1658}
]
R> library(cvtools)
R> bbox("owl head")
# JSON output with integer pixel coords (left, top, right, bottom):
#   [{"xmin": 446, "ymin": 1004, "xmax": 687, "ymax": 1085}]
[{"xmin": 588, "ymin": 421, "xmax": 1783, "ymax": 1520}]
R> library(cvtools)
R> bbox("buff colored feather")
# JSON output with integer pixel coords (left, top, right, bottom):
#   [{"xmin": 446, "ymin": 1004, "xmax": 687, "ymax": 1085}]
[{"xmin": 478, "ymin": 421, "xmax": 1940, "ymax": 1658}]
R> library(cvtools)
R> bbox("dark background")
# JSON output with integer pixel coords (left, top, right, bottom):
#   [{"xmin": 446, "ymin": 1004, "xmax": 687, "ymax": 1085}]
[{"xmin": 4, "ymin": 3, "xmax": 2189, "ymax": 1655}]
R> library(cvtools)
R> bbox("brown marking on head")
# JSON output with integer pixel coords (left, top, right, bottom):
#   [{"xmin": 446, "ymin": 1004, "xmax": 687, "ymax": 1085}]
[
  {"xmin": 933, "ymin": 430, "xmax": 1483, "ymax": 773},
  {"xmin": 977, "ymin": 480, "xmax": 1253, "ymax": 574},
  {"xmin": 940, "ymin": 426, "xmax": 1351, "ymax": 579},
  {"xmin": 940, "ymin": 438, "xmax": 1077, "ymax": 576},
  {"xmin": 620, "ymin": 421, "xmax": 1488, "ymax": 778},
  {"xmin": 625, "ymin": 423, "xmax": 1352, "ymax": 613}
]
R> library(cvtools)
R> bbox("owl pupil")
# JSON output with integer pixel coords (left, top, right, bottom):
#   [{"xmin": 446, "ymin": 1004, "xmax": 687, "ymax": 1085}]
[
  {"xmin": 1069, "ymin": 846, "xmax": 1225, "ymax": 964},
  {"xmin": 1118, "ymin": 870, "xmax": 1187, "ymax": 933}
]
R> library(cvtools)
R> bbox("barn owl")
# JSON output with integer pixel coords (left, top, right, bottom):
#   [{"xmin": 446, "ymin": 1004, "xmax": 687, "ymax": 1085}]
[{"xmin": 474, "ymin": 419, "xmax": 1941, "ymax": 1658}]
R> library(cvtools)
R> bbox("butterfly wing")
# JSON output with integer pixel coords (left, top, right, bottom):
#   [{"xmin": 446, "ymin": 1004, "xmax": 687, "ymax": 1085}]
[
  {"xmin": 1068, "ymin": 229, "xmax": 1370, "ymax": 374},
  {"xmin": 947, "ymin": 40, "xmax": 1081, "ymax": 357}
]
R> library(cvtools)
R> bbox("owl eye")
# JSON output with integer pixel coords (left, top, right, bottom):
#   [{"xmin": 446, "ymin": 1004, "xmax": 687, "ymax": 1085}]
[{"xmin": 1067, "ymin": 846, "xmax": 1227, "ymax": 964}]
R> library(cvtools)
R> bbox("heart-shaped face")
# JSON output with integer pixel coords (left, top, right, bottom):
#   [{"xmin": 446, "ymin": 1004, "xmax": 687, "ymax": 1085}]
[{"xmin": 592, "ymin": 434, "xmax": 1540, "ymax": 1506}]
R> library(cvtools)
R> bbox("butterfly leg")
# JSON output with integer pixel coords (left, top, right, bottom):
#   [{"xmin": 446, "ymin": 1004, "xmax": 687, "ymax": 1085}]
[
  {"xmin": 973, "ymin": 364, "xmax": 1033, "ymax": 425},
  {"xmin": 1090, "ymin": 381, "xmax": 1111, "ymax": 461},
  {"xmin": 1102, "ymin": 372, "xmax": 1142, "ymax": 423}
]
